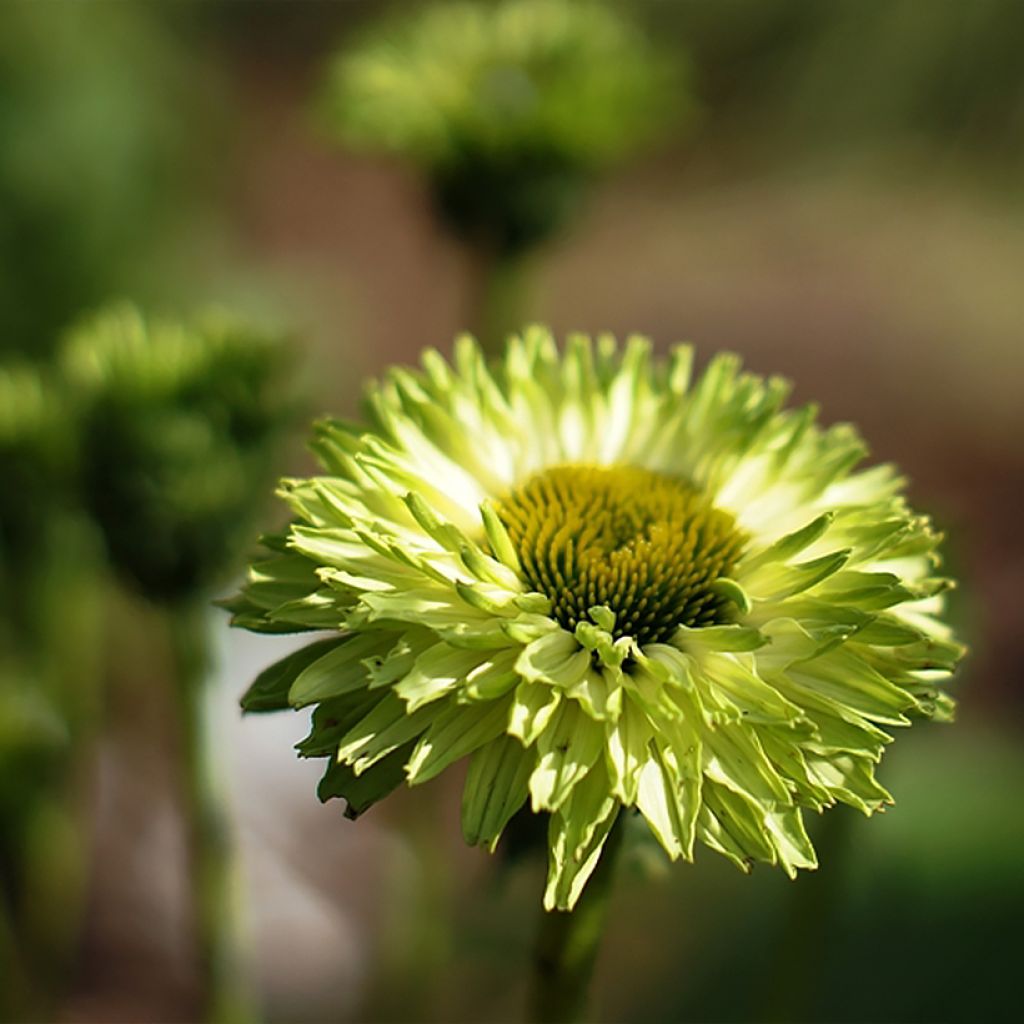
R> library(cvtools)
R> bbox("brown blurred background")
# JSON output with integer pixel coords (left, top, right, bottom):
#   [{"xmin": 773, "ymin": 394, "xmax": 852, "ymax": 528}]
[{"xmin": 2, "ymin": 1, "xmax": 1023, "ymax": 1022}]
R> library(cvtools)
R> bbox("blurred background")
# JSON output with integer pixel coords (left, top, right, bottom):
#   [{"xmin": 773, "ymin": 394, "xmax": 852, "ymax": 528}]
[{"xmin": 1, "ymin": 1, "xmax": 1022, "ymax": 1021}]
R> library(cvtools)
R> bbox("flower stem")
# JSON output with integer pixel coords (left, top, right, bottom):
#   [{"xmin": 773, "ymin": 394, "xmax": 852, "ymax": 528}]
[
  {"xmin": 466, "ymin": 239, "xmax": 531, "ymax": 356},
  {"xmin": 170, "ymin": 602, "xmax": 253, "ymax": 1024},
  {"xmin": 764, "ymin": 807, "xmax": 854, "ymax": 1022},
  {"xmin": 528, "ymin": 813, "xmax": 625, "ymax": 1024},
  {"xmin": 0, "ymin": 886, "xmax": 35, "ymax": 1021}
]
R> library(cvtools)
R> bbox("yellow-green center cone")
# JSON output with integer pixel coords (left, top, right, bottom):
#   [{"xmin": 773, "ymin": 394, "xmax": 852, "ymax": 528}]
[
  {"xmin": 230, "ymin": 327, "xmax": 963, "ymax": 911},
  {"xmin": 497, "ymin": 466, "xmax": 744, "ymax": 643}
]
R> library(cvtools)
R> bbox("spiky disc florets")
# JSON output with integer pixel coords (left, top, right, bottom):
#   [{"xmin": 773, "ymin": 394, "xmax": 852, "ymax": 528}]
[
  {"xmin": 232, "ymin": 327, "xmax": 963, "ymax": 910},
  {"xmin": 496, "ymin": 465, "xmax": 744, "ymax": 643}
]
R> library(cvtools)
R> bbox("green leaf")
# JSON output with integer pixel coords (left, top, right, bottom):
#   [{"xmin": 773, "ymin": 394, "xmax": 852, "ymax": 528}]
[{"xmin": 240, "ymin": 637, "xmax": 347, "ymax": 713}]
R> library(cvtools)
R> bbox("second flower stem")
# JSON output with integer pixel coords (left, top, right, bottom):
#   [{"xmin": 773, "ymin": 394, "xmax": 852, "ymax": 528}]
[
  {"xmin": 466, "ymin": 239, "xmax": 530, "ymax": 356},
  {"xmin": 171, "ymin": 602, "xmax": 253, "ymax": 1024},
  {"xmin": 528, "ymin": 813, "xmax": 625, "ymax": 1024}
]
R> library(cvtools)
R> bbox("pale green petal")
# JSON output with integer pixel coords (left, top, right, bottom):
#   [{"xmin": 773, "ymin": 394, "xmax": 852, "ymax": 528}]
[
  {"xmin": 763, "ymin": 806, "xmax": 818, "ymax": 877},
  {"xmin": 317, "ymin": 742, "xmax": 413, "ymax": 819},
  {"xmin": 565, "ymin": 667, "xmax": 623, "ymax": 721},
  {"xmin": 701, "ymin": 716, "xmax": 793, "ymax": 806},
  {"xmin": 636, "ymin": 746, "xmax": 691, "ymax": 860},
  {"xmin": 336, "ymin": 693, "xmax": 444, "ymax": 774},
  {"xmin": 394, "ymin": 642, "xmax": 487, "ymax": 712},
  {"xmin": 508, "ymin": 680, "xmax": 562, "ymax": 746},
  {"xmin": 461, "ymin": 649, "xmax": 520, "ymax": 701},
  {"xmin": 670, "ymin": 623, "xmax": 766, "ymax": 654},
  {"xmin": 783, "ymin": 647, "xmax": 918, "ymax": 726},
  {"xmin": 698, "ymin": 784, "xmax": 775, "ymax": 868},
  {"xmin": 605, "ymin": 698, "xmax": 653, "ymax": 803},
  {"xmin": 739, "ymin": 512, "xmax": 835, "ymax": 573},
  {"xmin": 461, "ymin": 734, "xmax": 533, "ymax": 851},
  {"xmin": 804, "ymin": 752, "xmax": 893, "ymax": 814},
  {"xmin": 297, "ymin": 690, "xmax": 384, "ymax": 758},
  {"xmin": 515, "ymin": 630, "xmax": 591, "ymax": 688},
  {"xmin": 696, "ymin": 652, "xmax": 806, "ymax": 727},
  {"xmin": 529, "ymin": 703, "xmax": 605, "ymax": 811},
  {"xmin": 406, "ymin": 698, "xmax": 512, "ymax": 785},
  {"xmin": 289, "ymin": 632, "xmax": 396, "ymax": 708},
  {"xmin": 240, "ymin": 637, "xmax": 346, "ymax": 713},
  {"xmin": 740, "ymin": 549, "xmax": 851, "ymax": 601},
  {"xmin": 544, "ymin": 765, "xmax": 620, "ymax": 912}
]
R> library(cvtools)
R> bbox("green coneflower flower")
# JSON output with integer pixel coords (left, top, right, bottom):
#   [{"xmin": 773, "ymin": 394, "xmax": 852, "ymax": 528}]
[
  {"xmin": 232, "ymin": 328, "xmax": 962, "ymax": 910},
  {"xmin": 320, "ymin": 0, "xmax": 682, "ymax": 253}
]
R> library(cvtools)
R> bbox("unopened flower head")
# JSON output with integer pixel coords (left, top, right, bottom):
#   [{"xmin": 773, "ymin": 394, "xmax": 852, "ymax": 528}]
[
  {"xmin": 61, "ymin": 304, "xmax": 295, "ymax": 602},
  {"xmin": 233, "ymin": 329, "xmax": 962, "ymax": 910},
  {"xmin": 321, "ymin": 0, "xmax": 682, "ymax": 251}
]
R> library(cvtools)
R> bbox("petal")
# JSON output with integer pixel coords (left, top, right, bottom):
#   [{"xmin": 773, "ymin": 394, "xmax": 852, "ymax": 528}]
[
  {"xmin": 289, "ymin": 632, "xmax": 396, "ymax": 708},
  {"xmin": 544, "ymin": 764, "xmax": 620, "ymax": 911},
  {"xmin": 516, "ymin": 630, "xmax": 591, "ymax": 688},
  {"xmin": 394, "ymin": 642, "xmax": 488, "ymax": 711},
  {"xmin": 529, "ymin": 703, "xmax": 605, "ymax": 811},
  {"xmin": 508, "ymin": 680, "xmax": 562, "ymax": 746},
  {"xmin": 636, "ymin": 746, "xmax": 692, "ymax": 861},
  {"xmin": 461, "ymin": 735, "xmax": 533, "ymax": 851},
  {"xmin": 604, "ymin": 698, "xmax": 652, "ymax": 804},
  {"xmin": 336, "ymin": 693, "xmax": 445, "ymax": 774},
  {"xmin": 405, "ymin": 698, "xmax": 512, "ymax": 785}
]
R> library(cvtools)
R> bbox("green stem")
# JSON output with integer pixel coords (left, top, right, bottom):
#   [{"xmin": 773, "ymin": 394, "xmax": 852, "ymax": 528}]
[
  {"xmin": 764, "ymin": 807, "xmax": 854, "ymax": 1022},
  {"xmin": 528, "ymin": 813, "xmax": 625, "ymax": 1024},
  {"xmin": 170, "ymin": 602, "xmax": 254, "ymax": 1024},
  {"xmin": 467, "ymin": 239, "xmax": 531, "ymax": 356},
  {"xmin": 0, "ymin": 883, "xmax": 36, "ymax": 1021}
]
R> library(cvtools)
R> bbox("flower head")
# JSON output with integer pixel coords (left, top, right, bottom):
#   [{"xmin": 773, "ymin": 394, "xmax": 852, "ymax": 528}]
[
  {"xmin": 233, "ymin": 328, "xmax": 962, "ymax": 910},
  {"xmin": 320, "ymin": 0, "xmax": 682, "ymax": 252},
  {"xmin": 61, "ymin": 304, "xmax": 296, "ymax": 602}
]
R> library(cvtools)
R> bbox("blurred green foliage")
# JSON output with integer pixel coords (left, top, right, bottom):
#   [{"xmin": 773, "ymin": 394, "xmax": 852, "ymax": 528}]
[
  {"xmin": 0, "ymin": 364, "xmax": 105, "ymax": 1021},
  {"xmin": 656, "ymin": 0, "xmax": 1024, "ymax": 169},
  {"xmin": 0, "ymin": 298, "xmax": 298, "ymax": 1017},
  {"xmin": 0, "ymin": 2, "xmax": 210, "ymax": 359},
  {"xmin": 0, "ymin": 365, "xmax": 70, "ymax": 562}
]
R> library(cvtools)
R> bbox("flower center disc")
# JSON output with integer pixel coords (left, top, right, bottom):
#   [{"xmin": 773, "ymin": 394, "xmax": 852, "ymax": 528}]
[{"xmin": 495, "ymin": 465, "xmax": 745, "ymax": 644}]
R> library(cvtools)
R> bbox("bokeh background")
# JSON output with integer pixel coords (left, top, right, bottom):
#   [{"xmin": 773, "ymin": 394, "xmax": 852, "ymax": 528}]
[{"xmin": 2, "ymin": 1, "xmax": 1023, "ymax": 1021}]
